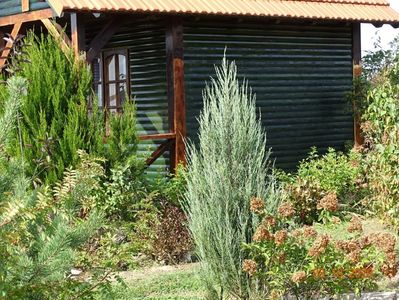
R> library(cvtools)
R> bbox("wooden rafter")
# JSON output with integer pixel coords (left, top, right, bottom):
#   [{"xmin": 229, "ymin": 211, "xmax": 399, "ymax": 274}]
[
  {"xmin": 22, "ymin": 0, "xmax": 30, "ymax": 12},
  {"xmin": 41, "ymin": 18, "xmax": 72, "ymax": 55},
  {"xmin": 0, "ymin": 22, "xmax": 22, "ymax": 69},
  {"xmin": 0, "ymin": 8, "xmax": 54, "ymax": 27},
  {"xmin": 86, "ymin": 17, "xmax": 123, "ymax": 63}
]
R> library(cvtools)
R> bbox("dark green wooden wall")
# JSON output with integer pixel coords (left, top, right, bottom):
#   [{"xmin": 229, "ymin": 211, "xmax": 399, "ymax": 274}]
[
  {"xmin": 86, "ymin": 17, "xmax": 170, "ymax": 176},
  {"xmin": 183, "ymin": 19, "xmax": 354, "ymax": 170},
  {"xmin": 0, "ymin": 0, "xmax": 49, "ymax": 17}
]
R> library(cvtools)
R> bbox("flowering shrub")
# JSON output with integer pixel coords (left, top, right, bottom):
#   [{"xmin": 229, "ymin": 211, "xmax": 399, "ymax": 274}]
[
  {"xmin": 243, "ymin": 198, "xmax": 398, "ymax": 298},
  {"xmin": 280, "ymin": 148, "xmax": 365, "ymax": 224}
]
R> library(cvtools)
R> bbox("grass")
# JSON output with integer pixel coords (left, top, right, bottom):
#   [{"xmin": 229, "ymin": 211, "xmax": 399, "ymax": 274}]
[{"xmin": 113, "ymin": 263, "xmax": 205, "ymax": 300}]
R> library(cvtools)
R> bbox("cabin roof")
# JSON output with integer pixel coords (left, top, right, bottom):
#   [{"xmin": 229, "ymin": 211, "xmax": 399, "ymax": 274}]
[{"xmin": 45, "ymin": 0, "xmax": 399, "ymax": 23}]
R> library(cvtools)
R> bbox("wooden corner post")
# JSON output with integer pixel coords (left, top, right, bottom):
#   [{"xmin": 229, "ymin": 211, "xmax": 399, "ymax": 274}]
[
  {"xmin": 70, "ymin": 13, "xmax": 86, "ymax": 57},
  {"xmin": 352, "ymin": 22, "xmax": 363, "ymax": 148},
  {"xmin": 166, "ymin": 16, "xmax": 186, "ymax": 172}
]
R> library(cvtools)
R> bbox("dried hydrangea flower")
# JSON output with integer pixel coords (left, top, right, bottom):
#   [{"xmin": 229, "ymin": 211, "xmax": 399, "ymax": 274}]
[
  {"xmin": 347, "ymin": 216, "xmax": 363, "ymax": 233},
  {"xmin": 263, "ymin": 216, "xmax": 276, "ymax": 228},
  {"xmin": 386, "ymin": 251, "xmax": 397, "ymax": 263},
  {"xmin": 317, "ymin": 192, "xmax": 339, "ymax": 212},
  {"xmin": 274, "ymin": 230, "xmax": 288, "ymax": 246},
  {"xmin": 332, "ymin": 267, "xmax": 345, "ymax": 279},
  {"xmin": 381, "ymin": 263, "xmax": 398, "ymax": 278},
  {"xmin": 242, "ymin": 259, "xmax": 257, "ymax": 276},
  {"xmin": 350, "ymin": 266, "xmax": 374, "ymax": 279},
  {"xmin": 312, "ymin": 268, "xmax": 326, "ymax": 280},
  {"xmin": 278, "ymin": 202, "xmax": 295, "ymax": 218},
  {"xmin": 346, "ymin": 249, "xmax": 361, "ymax": 264},
  {"xmin": 291, "ymin": 228, "xmax": 302, "ymax": 239},
  {"xmin": 250, "ymin": 197, "xmax": 264, "ymax": 214},
  {"xmin": 303, "ymin": 226, "xmax": 317, "ymax": 238},
  {"xmin": 253, "ymin": 226, "xmax": 273, "ymax": 242},
  {"xmin": 374, "ymin": 233, "xmax": 396, "ymax": 253},
  {"xmin": 308, "ymin": 234, "xmax": 329, "ymax": 257},
  {"xmin": 291, "ymin": 271, "xmax": 306, "ymax": 283}
]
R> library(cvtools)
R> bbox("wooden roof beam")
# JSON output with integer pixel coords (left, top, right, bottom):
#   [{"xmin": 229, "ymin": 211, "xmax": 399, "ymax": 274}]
[
  {"xmin": 0, "ymin": 8, "xmax": 54, "ymax": 27},
  {"xmin": 41, "ymin": 19, "xmax": 72, "ymax": 56},
  {"xmin": 0, "ymin": 22, "xmax": 22, "ymax": 68},
  {"xmin": 22, "ymin": 0, "xmax": 30, "ymax": 12}
]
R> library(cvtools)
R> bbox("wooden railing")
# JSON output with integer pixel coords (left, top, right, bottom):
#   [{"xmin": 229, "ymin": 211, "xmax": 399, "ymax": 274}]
[{"xmin": 139, "ymin": 132, "xmax": 176, "ymax": 167}]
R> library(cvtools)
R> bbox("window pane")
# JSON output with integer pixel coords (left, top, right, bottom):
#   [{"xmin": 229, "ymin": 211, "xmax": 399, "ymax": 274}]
[
  {"xmin": 92, "ymin": 57, "xmax": 102, "ymax": 83},
  {"xmin": 107, "ymin": 55, "xmax": 116, "ymax": 81},
  {"xmin": 118, "ymin": 54, "xmax": 127, "ymax": 80},
  {"xmin": 95, "ymin": 83, "xmax": 103, "ymax": 107},
  {"xmin": 108, "ymin": 83, "xmax": 117, "ymax": 107},
  {"xmin": 118, "ymin": 82, "xmax": 127, "ymax": 106}
]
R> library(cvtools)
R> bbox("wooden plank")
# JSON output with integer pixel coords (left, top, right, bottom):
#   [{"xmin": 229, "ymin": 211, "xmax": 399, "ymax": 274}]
[
  {"xmin": 70, "ymin": 12, "xmax": 86, "ymax": 57},
  {"xmin": 22, "ymin": 0, "xmax": 30, "ymax": 12},
  {"xmin": 0, "ymin": 22, "xmax": 22, "ymax": 69},
  {"xmin": 41, "ymin": 18, "xmax": 72, "ymax": 56},
  {"xmin": 146, "ymin": 140, "xmax": 172, "ymax": 166},
  {"xmin": 0, "ymin": 8, "xmax": 54, "ymax": 27},
  {"xmin": 86, "ymin": 17, "xmax": 123, "ymax": 63},
  {"xmin": 166, "ymin": 16, "xmax": 186, "ymax": 172},
  {"xmin": 139, "ymin": 132, "xmax": 176, "ymax": 141},
  {"xmin": 352, "ymin": 22, "xmax": 363, "ymax": 148}
]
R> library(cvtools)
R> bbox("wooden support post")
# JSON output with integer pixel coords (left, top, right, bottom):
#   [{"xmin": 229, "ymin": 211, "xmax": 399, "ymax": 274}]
[
  {"xmin": 41, "ymin": 19, "xmax": 73, "ymax": 58},
  {"xmin": 0, "ymin": 22, "xmax": 22, "ymax": 69},
  {"xmin": 352, "ymin": 22, "xmax": 363, "ymax": 148},
  {"xmin": 86, "ymin": 17, "xmax": 123, "ymax": 63},
  {"xmin": 70, "ymin": 13, "xmax": 86, "ymax": 57},
  {"xmin": 22, "ymin": 0, "xmax": 30, "ymax": 12},
  {"xmin": 166, "ymin": 17, "xmax": 186, "ymax": 172}
]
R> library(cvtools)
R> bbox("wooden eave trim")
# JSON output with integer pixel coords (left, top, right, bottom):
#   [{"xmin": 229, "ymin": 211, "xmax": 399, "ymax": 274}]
[
  {"xmin": 44, "ymin": 0, "xmax": 64, "ymax": 17},
  {"xmin": 0, "ymin": 8, "xmax": 54, "ymax": 27},
  {"xmin": 22, "ymin": 0, "xmax": 30, "ymax": 13}
]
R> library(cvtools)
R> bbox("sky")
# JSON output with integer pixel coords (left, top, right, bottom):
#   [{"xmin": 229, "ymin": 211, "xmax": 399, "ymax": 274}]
[{"xmin": 361, "ymin": 0, "xmax": 399, "ymax": 54}]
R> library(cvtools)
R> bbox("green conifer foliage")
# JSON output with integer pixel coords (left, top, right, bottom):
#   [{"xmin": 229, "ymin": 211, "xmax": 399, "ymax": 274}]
[{"xmin": 184, "ymin": 57, "xmax": 280, "ymax": 299}]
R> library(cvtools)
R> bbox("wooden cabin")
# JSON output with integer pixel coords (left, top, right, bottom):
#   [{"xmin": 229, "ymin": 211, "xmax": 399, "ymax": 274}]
[{"xmin": 1, "ymin": 0, "xmax": 399, "ymax": 174}]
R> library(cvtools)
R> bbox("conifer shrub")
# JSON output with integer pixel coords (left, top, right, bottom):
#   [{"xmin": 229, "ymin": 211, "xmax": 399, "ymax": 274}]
[
  {"xmin": 3, "ymin": 32, "xmax": 139, "ymax": 184},
  {"xmin": 184, "ymin": 57, "xmax": 280, "ymax": 299},
  {"xmin": 0, "ymin": 77, "xmax": 121, "ymax": 299}
]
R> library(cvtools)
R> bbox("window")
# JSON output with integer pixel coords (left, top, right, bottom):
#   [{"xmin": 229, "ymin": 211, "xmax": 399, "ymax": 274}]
[{"xmin": 92, "ymin": 48, "xmax": 129, "ymax": 113}]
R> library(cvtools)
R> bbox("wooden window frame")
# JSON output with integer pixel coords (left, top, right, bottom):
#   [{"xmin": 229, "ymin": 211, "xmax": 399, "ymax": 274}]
[{"xmin": 100, "ymin": 47, "xmax": 130, "ymax": 114}]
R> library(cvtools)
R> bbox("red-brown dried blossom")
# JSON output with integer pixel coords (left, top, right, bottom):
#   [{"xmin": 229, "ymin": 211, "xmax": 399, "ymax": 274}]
[
  {"xmin": 381, "ymin": 263, "xmax": 398, "ymax": 278},
  {"xmin": 274, "ymin": 230, "xmax": 288, "ymax": 246},
  {"xmin": 371, "ymin": 232, "xmax": 396, "ymax": 253},
  {"xmin": 253, "ymin": 226, "xmax": 273, "ymax": 242},
  {"xmin": 346, "ymin": 249, "xmax": 361, "ymax": 264},
  {"xmin": 332, "ymin": 267, "xmax": 345, "ymax": 279},
  {"xmin": 242, "ymin": 259, "xmax": 258, "ymax": 276},
  {"xmin": 303, "ymin": 226, "xmax": 317, "ymax": 238},
  {"xmin": 291, "ymin": 229, "xmax": 302, "ymax": 239},
  {"xmin": 349, "ymin": 266, "xmax": 374, "ymax": 279},
  {"xmin": 263, "ymin": 216, "xmax": 276, "ymax": 228},
  {"xmin": 250, "ymin": 197, "xmax": 265, "ymax": 214},
  {"xmin": 278, "ymin": 202, "xmax": 295, "ymax": 218},
  {"xmin": 291, "ymin": 271, "xmax": 306, "ymax": 283},
  {"xmin": 317, "ymin": 192, "xmax": 339, "ymax": 212},
  {"xmin": 312, "ymin": 268, "xmax": 326, "ymax": 280},
  {"xmin": 308, "ymin": 234, "xmax": 330, "ymax": 257},
  {"xmin": 347, "ymin": 216, "xmax": 363, "ymax": 233}
]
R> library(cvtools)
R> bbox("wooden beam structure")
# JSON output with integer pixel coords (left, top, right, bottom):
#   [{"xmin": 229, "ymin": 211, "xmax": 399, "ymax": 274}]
[
  {"xmin": 86, "ymin": 17, "xmax": 123, "ymax": 63},
  {"xmin": 0, "ymin": 22, "xmax": 22, "ymax": 69},
  {"xmin": 0, "ymin": 8, "xmax": 54, "ymax": 27},
  {"xmin": 139, "ymin": 132, "xmax": 176, "ymax": 141},
  {"xmin": 70, "ymin": 13, "xmax": 86, "ymax": 57},
  {"xmin": 146, "ymin": 140, "xmax": 173, "ymax": 166},
  {"xmin": 352, "ymin": 22, "xmax": 363, "ymax": 148},
  {"xmin": 22, "ymin": 0, "xmax": 30, "ymax": 12},
  {"xmin": 166, "ymin": 16, "xmax": 187, "ymax": 171},
  {"xmin": 41, "ymin": 18, "xmax": 72, "ymax": 56}
]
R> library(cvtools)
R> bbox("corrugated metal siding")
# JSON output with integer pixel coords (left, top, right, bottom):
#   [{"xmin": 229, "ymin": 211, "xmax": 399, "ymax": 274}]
[
  {"xmin": 0, "ymin": 0, "xmax": 49, "ymax": 17},
  {"xmin": 183, "ymin": 19, "xmax": 354, "ymax": 170},
  {"xmin": 86, "ymin": 17, "xmax": 169, "ymax": 176}
]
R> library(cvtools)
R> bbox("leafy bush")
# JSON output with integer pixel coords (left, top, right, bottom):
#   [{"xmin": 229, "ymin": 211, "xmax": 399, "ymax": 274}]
[
  {"xmin": 184, "ymin": 57, "xmax": 280, "ymax": 299},
  {"xmin": 280, "ymin": 148, "xmax": 365, "ymax": 224},
  {"xmin": 2, "ymin": 32, "xmax": 138, "ymax": 184},
  {"xmin": 243, "ymin": 198, "xmax": 398, "ymax": 298},
  {"xmin": 0, "ymin": 77, "xmax": 119, "ymax": 299}
]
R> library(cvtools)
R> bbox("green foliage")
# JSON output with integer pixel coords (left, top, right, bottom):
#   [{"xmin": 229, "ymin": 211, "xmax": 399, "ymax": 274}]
[
  {"xmin": 184, "ymin": 56, "xmax": 280, "ymax": 299},
  {"xmin": 280, "ymin": 148, "xmax": 364, "ymax": 224},
  {"xmin": 0, "ymin": 77, "xmax": 119, "ymax": 299},
  {"xmin": 243, "ymin": 201, "xmax": 396, "ymax": 298}
]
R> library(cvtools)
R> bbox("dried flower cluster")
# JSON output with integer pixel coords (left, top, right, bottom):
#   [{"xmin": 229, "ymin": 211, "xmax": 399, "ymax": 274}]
[
  {"xmin": 349, "ymin": 265, "xmax": 374, "ymax": 279},
  {"xmin": 347, "ymin": 216, "xmax": 363, "ymax": 233},
  {"xmin": 278, "ymin": 202, "xmax": 295, "ymax": 218},
  {"xmin": 253, "ymin": 226, "xmax": 273, "ymax": 242},
  {"xmin": 291, "ymin": 271, "xmax": 306, "ymax": 283},
  {"xmin": 303, "ymin": 226, "xmax": 317, "ymax": 238},
  {"xmin": 317, "ymin": 192, "xmax": 339, "ymax": 212},
  {"xmin": 263, "ymin": 216, "xmax": 276, "ymax": 228},
  {"xmin": 308, "ymin": 234, "xmax": 330, "ymax": 257},
  {"xmin": 274, "ymin": 230, "xmax": 288, "ymax": 246},
  {"xmin": 250, "ymin": 197, "xmax": 264, "ymax": 214},
  {"xmin": 312, "ymin": 268, "xmax": 326, "ymax": 279},
  {"xmin": 242, "ymin": 259, "xmax": 257, "ymax": 276}
]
